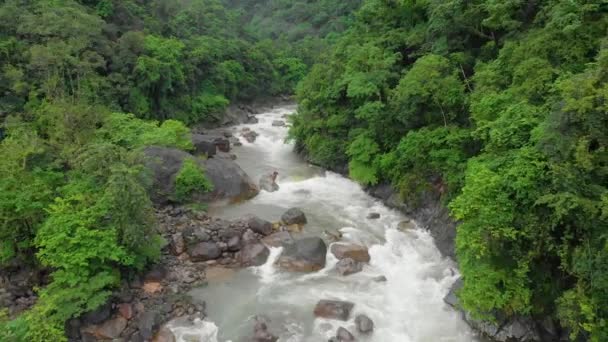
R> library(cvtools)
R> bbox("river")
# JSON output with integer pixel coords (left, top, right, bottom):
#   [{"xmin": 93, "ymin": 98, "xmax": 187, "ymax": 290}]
[{"xmin": 168, "ymin": 105, "xmax": 478, "ymax": 342}]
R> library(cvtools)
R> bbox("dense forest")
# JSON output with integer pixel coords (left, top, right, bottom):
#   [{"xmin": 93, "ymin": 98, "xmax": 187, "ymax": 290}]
[
  {"xmin": 290, "ymin": 0, "xmax": 608, "ymax": 341},
  {"xmin": 1, "ymin": 0, "xmax": 608, "ymax": 341},
  {"xmin": 0, "ymin": 0, "xmax": 327, "ymax": 340}
]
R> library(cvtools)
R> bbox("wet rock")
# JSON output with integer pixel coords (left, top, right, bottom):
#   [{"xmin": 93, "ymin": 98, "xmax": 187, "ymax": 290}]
[
  {"xmin": 281, "ymin": 208, "xmax": 307, "ymax": 225},
  {"xmin": 314, "ymin": 300, "xmax": 354, "ymax": 321},
  {"xmin": 372, "ymin": 275, "xmax": 387, "ymax": 282},
  {"xmin": 335, "ymin": 258, "xmax": 363, "ymax": 276},
  {"xmin": 271, "ymin": 120, "xmax": 285, "ymax": 127},
  {"xmin": 253, "ymin": 316, "xmax": 278, "ymax": 342},
  {"xmin": 262, "ymin": 231, "xmax": 294, "ymax": 247},
  {"xmin": 355, "ymin": 314, "xmax": 374, "ymax": 334},
  {"xmin": 397, "ymin": 220, "xmax": 416, "ymax": 231},
  {"xmin": 83, "ymin": 316, "xmax": 127, "ymax": 339},
  {"xmin": 227, "ymin": 235, "xmax": 241, "ymax": 252},
  {"xmin": 137, "ymin": 310, "xmax": 162, "ymax": 340},
  {"xmin": 246, "ymin": 115, "xmax": 259, "ymax": 124},
  {"xmin": 443, "ymin": 277, "xmax": 462, "ymax": 308},
  {"xmin": 336, "ymin": 327, "xmax": 355, "ymax": 341},
  {"xmin": 202, "ymin": 157, "xmax": 260, "ymax": 201},
  {"xmin": 247, "ymin": 216, "xmax": 273, "ymax": 236},
  {"xmin": 277, "ymin": 237, "xmax": 326, "ymax": 272},
  {"xmin": 240, "ymin": 243, "xmax": 270, "ymax": 266},
  {"xmin": 241, "ymin": 130, "xmax": 259, "ymax": 143},
  {"xmin": 242, "ymin": 229, "xmax": 258, "ymax": 244},
  {"xmin": 82, "ymin": 302, "xmax": 112, "ymax": 325},
  {"xmin": 189, "ymin": 242, "xmax": 222, "ymax": 262},
  {"xmin": 118, "ymin": 303, "xmax": 134, "ymax": 320},
  {"xmin": 259, "ymin": 172, "xmax": 280, "ymax": 192},
  {"xmin": 153, "ymin": 326, "xmax": 176, "ymax": 342},
  {"xmin": 330, "ymin": 243, "xmax": 370, "ymax": 263},
  {"xmin": 230, "ymin": 137, "xmax": 242, "ymax": 147},
  {"xmin": 366, "ymin": 212, "xmax": 380, "ymax": 219},
  {"xmin": 213, "ymin": 137, "xmax": 230, "ymax": 152},
  {"xmin": 191, "ymin": 134, "xmax": 217, "ymax": 157},
  {"xmin": 171, "ymin": 233, "xmax": 185, "ymax": 255}
]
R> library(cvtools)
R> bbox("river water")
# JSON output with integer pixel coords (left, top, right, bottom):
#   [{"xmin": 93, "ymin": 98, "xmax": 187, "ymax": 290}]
[{"xmin": 169, "ymin": 105, "xmax": 477, "ymax": 342}]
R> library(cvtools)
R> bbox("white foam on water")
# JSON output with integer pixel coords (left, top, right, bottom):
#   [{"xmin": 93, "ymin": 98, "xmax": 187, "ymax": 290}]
[{"xmin": 171, "ymin": 105, "xmax": 476, "ymax": 342}]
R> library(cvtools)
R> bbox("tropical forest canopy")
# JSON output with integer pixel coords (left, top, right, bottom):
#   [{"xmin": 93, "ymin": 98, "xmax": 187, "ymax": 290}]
[{"xmin": 290, "ymin": 0, "xmax": 608, "ymax": 341}]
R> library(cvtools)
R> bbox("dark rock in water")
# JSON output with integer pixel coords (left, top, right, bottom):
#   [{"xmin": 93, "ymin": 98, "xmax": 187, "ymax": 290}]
[
  {"xmin": 281, "ymin": 208, "xmax": 307, "ymax": 225},
  {"xmin": 355, "ymin": 314, "xmax": 374, "ymax": 334},
  {"xmin": 271, "ymin": 120, "xmax": 285, "ymax": 127},
  {"xmin": 246, "ymin": 115, "xmax": 259, "ymax": 124},
  {"xmin": 335, "ymin": 258, "xmax": 363, "ymax": 276},
  {"xmin": 82, "ymin": 302, "xmax": 112, "ymax": 325},
  {"xmin": 336, "ymin": 327, "xmax": 355, "ymax": 341},
  {"xmin": 313, "ymin": 300, "xmax": 354, "ymax": 321},
  {"xmin": 372, "ymin": 275, "xmax": 387, "ymax": 282},
  {"xmin": 277, "ymin": 237, "xmax": 326, "ymax": 272},
  {"xmin": 213, "ymin": 137, "xmax": 230, "ymax": 152},
  {"xmin": 262, "ymin": 231, "xmax": 295, "ymax": 247},
  {"xmin": 241, "ymin": 130, "xmax": 259, "ymax": 143},
  {"xmin": 189, "ymin": 242, "xmax": 222, "ymax": 261},
  {"xmin": 144, "ymin": 146, "xmax": 258, "ymax": 203},
  {"xmin": 240, "ymin": 243, "xmax": 270, "ymax": 266},
  {"xmin": 330, "ymin": 243, "xmax": 370, "ymax": 263},
  {"xmin": 367, "ymin": 212, "xmax": 380, "ymax": 219},
  {"xmin": 259, "ymin": 173, "xmax": 279, "ymax": 192},
  {"xmin": 247, "ymin": 216, "xmax": 273, "ymax": 236},
  {"xmin": 252, "ymin": 316, "xmax": 278, "ymax": 342},
  {"xmin": 191, "ymin": 134, "xmax": 217, "ymax": 157},
  {"xmin": 137, "ymin": 310, "xmax": 162, "ymax": 340},
  {"xmin": 444, "ymin": 278, "xmax": 543, "ymax": 341}
]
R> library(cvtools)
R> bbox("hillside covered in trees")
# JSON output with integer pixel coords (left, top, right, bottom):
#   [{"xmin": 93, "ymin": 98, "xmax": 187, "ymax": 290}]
[
  {"xmin": 0, "ymin": 0, "xmax": 327, "ymax": 340},
  {"xmin": 290, "ymin": 0, "xmax": 608, "ymax": 340}
]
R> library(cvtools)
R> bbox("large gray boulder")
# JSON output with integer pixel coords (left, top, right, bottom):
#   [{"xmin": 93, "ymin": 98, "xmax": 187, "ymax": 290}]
[
  {"xmin": 188, "ymin": 242, "xmax": 222, "ymax": 262},
  {"xmin": 355, "ymin": 314, "xmax": 374, "ymax": 334},
  {"xmin": 143, "ymin": 146, "xmax": 258, "ymax": 204},
  {"xmin": 240, "ymin": 243, "xmax": 270, "ymax": 267},
  {"xmin": 276, "ymin": 237, "xmax": 326, "ymax": 272},
  {"xmin": 281, "ymin": 208, "xmax": 307, "ymax": 225},
  {"xmin": 246, "ymin": 215, "xmax": 273, "ymax": 236},
  {"xmin": 335, "ymin": 258, "xmax": 363, "ymax": 276}
]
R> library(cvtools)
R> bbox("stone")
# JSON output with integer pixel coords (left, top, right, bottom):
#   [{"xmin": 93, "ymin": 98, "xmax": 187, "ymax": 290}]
[
  {"xmin": 227, "ymin": 235, "xmax": 241, "ymax": 252},
  {"xmin": 336, "ymin": 327, "xmax": 355, "ymax": 341},
  {"xmin": 367, "ymin": 212, "xmax": 381, "ymax": 219},
  {"xmin": 171, "ymin": 233, "xmax": 185, "ymax": 255},
  {"xmin": 262, "ymin": 231, "xmax": 294, "ymax": 247},
  {"xmin": 246, "ymin": 115, "xmax": 259, "ymax": 124},
  {"xmin": 153, "ymin": 326, "xmax": 176, "ymax": 342},
  {"xmin": 240, "ymin": 243, "xmax": 270, "ymax": 266},
  {"xmin": 241, "ymin": 130, "xmax": 259, "ymax": 143},
  {"xmin": 355, "ymin": 314, "xmax": 374, "ymax": 333},
  {"xmin": 247, "ymin": 216, "xmax": 273, "ymax": 236},
  {"xmin": 335, "ymin": 258, "xmax": 363, "ymax": 276},
  {"xmin": 313, "ymin": 300, "xmax": 354, "ymax": 321},
  {"xmin": 213, "ymin": 137, "xmax": 230, "ymax": 152},
  {"xmin": 277, "ymin": 237, "xmax": 326, "ymax": 272},
  {"xmin": 372, "ymin": 275, "xmax": 387, "ymax": 282},
  {"xmin": 259, "ymin": 172, "xmax": 280, "ymax": 192},
  {"xmin": 189, "ymin": 242, "xmax": 222, "ymax": 262},
  {"xmin": 81, "ymin": 302, "xmax": 111, "ymax": 325},
  {"xmin": 137, "ymin": 310, "xmax": 162, "ymax": 340},
  {"xmin": 397, "ymin": 220, "xmax": 416, "ymax": 231},
  {"xmin": 118, "ymin": 303, "xmax": 134, "ymax": 320},
  {"xmin": 280, "ymin": 208, "xmax": 307, "ymax": 225},
  {"xmin": 145, "ymin": 266, "xmax": 167, "ymax": 282},
  {"xmin": 271, "ymin": 120, "xmax": 285, "ymax": 127},
  {"xmin": 143, "ymin": 281, "xmax": 163, "ymax": 294},
  {"xmin": 443, "ymin": 277, "xmax": 462, "ymax": 308},
  {"xmin": 330, "ymin": 243, "xmax": 370, "ymax": 263},
  {"xmin": 202, "ymin": 157, "xmax": 259, "ymax": 201},
  {"xmin": 191, "ymin": 134, "xmax": 217, "ymax": 157},
  {"xmin": 253, "ymin": 316, "xmax": 278, "ymax": 342},
  {"xmin": 84, "ymin": 316, "xmax": 127, "ymax": 339}
]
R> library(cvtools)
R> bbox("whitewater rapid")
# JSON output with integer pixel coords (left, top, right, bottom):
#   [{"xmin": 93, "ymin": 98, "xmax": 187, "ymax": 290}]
[{"xmin": 170, "ymin": 105, "xmax": 477, "ymax": 342}]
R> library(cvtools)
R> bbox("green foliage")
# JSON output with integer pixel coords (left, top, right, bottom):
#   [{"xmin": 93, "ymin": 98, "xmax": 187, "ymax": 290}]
[
  {"xmin": 174, "ymin": 158, "xmax": 213, "ymax": 202},
  {"xmin": 291, "ymin": 0, "xmax": 608, "ymax": 338}
]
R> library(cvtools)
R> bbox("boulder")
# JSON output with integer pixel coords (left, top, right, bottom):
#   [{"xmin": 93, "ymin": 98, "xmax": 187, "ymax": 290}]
[
  {"xmin": 355, "ymin": 314, "xmax": 374, "ymax": 334},
  {"xmin": 276, "ymin": 237, "xmax": 326, "ymax": 272},
  {"xmin": 262, "ymin": 231, "xmax": 294, "ymax": 247},
  {"xmin": 366, "ymin": 212, "xmax": 380, "ymax": 219},
  {"xmin": 246, "ymin": 115, "xmax": 259, "ymax": 124},
  {"xmin": 259, "ymin": 173, "xmax": 279, "ymax": 192},
  {"xmin": 182, "ymin": 227, "xmax": 211, "ymax": 246},
  {"xmin": 144, "ymin": 146, "xmax": 258, "ymax": 203},
  {"xmin": 397, "ymin": 220, "xmax": 416, "ymax": 231},
  {"xmin": 86, "ymin": 316, "xmax": 127, "ymax": 339},
  {"xmin": 241, "ymin": 130, "xmax": 258, "ymax": 143},
  {"xmin": 252, "ymin": 316, "xmax": 278, "ymax": 342},
  {"xmin": 247, "ymin": 216, "xmax": 273, "ymax": 236},
  {"xmin": 336, "ymin": 327, "xmax": 355, "ymax": 341},
  {"xmin": 171, "ymin": 233, "xmax": 185, "ymax": 255},
  {"xmin": 118, "ymin": 303, "xmax": 134, "ymax": 320},
  {"xmin": 335, "ymin": 258, "xmax": 363, "ymax": 276},
  {"xmin": 189, "ymin": 242, "xmax": 222, "ymax": 262},
  {"xmin": 330, "ymin": 243, "xmax": 370, "ymax": 263},
  {"xmin": 82, "ymin": 302, "xmax": 112, "ymax": 325},
  {"xmin": 271, "ymin": 120, "xmax": 285, "ymax": 127},
  {"xmin": 240, "ymin": 243, "xmax": 270, "ymax": 266},
  {"xmin": 137, "ymin": 310, "xmax": 162, "ymax": 340},
  {"xmin": 313, "ymin": 300, "xmax": 354, "ymax": 321},
  {"xmin": 372, "ymin": 275, "xmax": 387, "ymax": 283},
  {"xmin": 227, "ymin": 235, "xmax": 241, "ymax": 252},
  {"xmin": 153, "ymin": 326, "xmax": 176, "ymax": 342},
  {"xmin": 280, "ymin": 208, "xmax": 307, "ymax": 225},
  {"xmin": 191, "ymin": 134, "xmax": 217, "ymax": 157}
]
